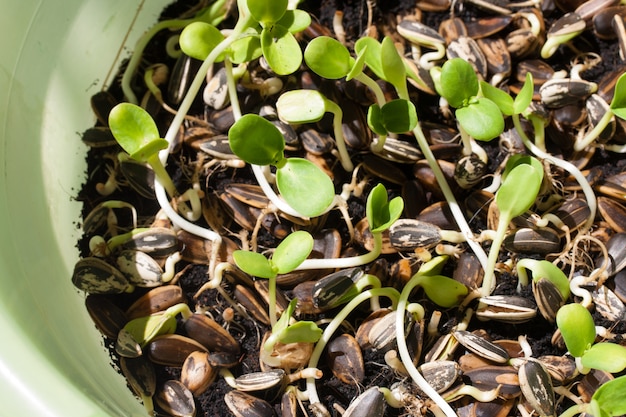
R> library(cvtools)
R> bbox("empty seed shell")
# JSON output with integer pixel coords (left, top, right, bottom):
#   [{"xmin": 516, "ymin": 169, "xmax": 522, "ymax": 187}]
[
  {"xmin": 476, "ymin": 295, "xmax": 537, "ymax": 323},
  {"xmin": 593, "ymin": 6, "xmax": 626, "ymax": 39},
  {"xmin": 183, "ymin": 313, "xmax": 241, "ymax": 354},
  {"xmin": 453, "ymin": 330, "xmax": 510, "ymax": 364},
  {"xmin": 389, "ymin": 219, "xmax": 442, "ymax": 251},
  {"xmin": 116, "ymin": 328, "xmax": 143, "ymax": 358},
  {"xmin": 455, "ymin": 154, "xmax": 487, "ymax": 189},
  {"xmin": 72, "ymin": 257, "xmax": 130, "ymax": 294},
  {"xmin": 418, "ymin": 360, "xmax": 461, "ymax": 394},
  {"xmin": 326, "ymin": 334, "xmax": 365, "ymax": 385},
  {"xmin": 372, "ymin": 137, "xmax": 422, "ymax": 164},
  {"xmin": 195, "ymin": 134, "xmax": 239, "ymax": 160},
  {"xmin": 125, "ymin": 285, "xmax": 185, "ymax": 320},
  {"xmin": 533, "ymin": 278, "xmax": 567, "ymax": 323},
  {"xmin": 398, "ymin": 19, "xmax": 446, "ymax": 47},
  {"xmin": 147, "ymin": 334, "xmax": 208, "ymax": 367},
  {"xmin": 235, "ymin": 369, "xmax": 285, "ymax": 393},
  {"xmin": 592, "ymin": 285, "xmax": 626, "ymax": 321},
  {"xmin": 463, "ymin": 365, "xmax": 521, "ymax": 398},
  {"xmin": 119, "ymin": 158, "xmax": 155, "ymax": 199},
  {"xmin": 539, "ymin": 78, "xmax": 597, "ymax": 108},
  {"xmin": 312, "ymin": 267, "xmax": 363, "ymax": 311},
  {"xmin": 595, "ymin": 232, "xmax": 626, "ymax": 276},
  {"xmin": 116, "ymin": 250, "xmax": 163, "ymax": 287},
  {"xmin": 586, "ymin": 94, "xmax": 616, "ymax": 143},
  {"xmin": 234, "ymin": 284, "xmax": 271, "ymax": 326},
  {"xmin": 225, "ymin": 390, "xmax": 276, "ymax": 417},
  {"xmin": 81, "ymin": 126, "xmax": 117, "ymax": 148},
  {"xmin": 598, "ymin": 196, "xmax": 626, "ymax": 233},
  {"xmin": 156, "ymin": 380, "xmax": 196, "ymax": 417},
  {"xmin": 85, "ymin": 294, "xmax": 128, "ymax": 339},
  {"xmin": 181, "ymin": 351, "xmax": 217, "ymax": 396},
  {"xmin": 518, "ymin": 360, "xmax": 556, "ymax": 417},
  {"xmin": 122, "ymin": 227, "xmax": 180, "ymax": 258},
  {"xmin": 343, "ymin": 386, "xmax": 385, "ymax": 417},
  {"xmin": 120, "ymin": 356, "xmax": 156, "ymax": 401},
  {"xmin": 538, "ymin": 355, "xmax": 578, "ymax": 386},
  {"xmin": 503, "ymin": 227, "xmax": 561, "ymax": 255}
]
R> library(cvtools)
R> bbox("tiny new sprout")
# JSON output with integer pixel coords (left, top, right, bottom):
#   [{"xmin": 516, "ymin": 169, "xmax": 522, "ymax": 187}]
[
  {"xmin": 480, "ymin": 155, "xmax": 544, "ymax": 296},
  {"xmin": 403, "ymin": 256, "xmax": 468, "ymax": 309},
  {"xmin": 516, "ymin": 259, "xmax": 570, "ymax": 322},
  {"xmin": 575, "ymin": 72, "xmax": 626, "ymax": 151},
  {"xmin": 260, "ymin": 298, "xmax": 322, "ymax": 367},
  {"xmin": 432, "ymin": 58, "xmax": 505, "ymax": 142},
  {"xmin": 303, "ymin": 36, "xmax": 410, "ymax": 153},
  {"xmin": 556, "ymin": 303, "xmax": 626, "ymax": 374},
  {"xmin": 233, "ymin": 230, "xmax": 313, "ymax": 327},
  {"xmin": 120, "ymin": 303, "xmax": 193, "ymax": 350},
  {"xmin": 228, "ymin": 113, "xmax": 335, "ymax": 218},
  {"xmin": 108, "ymin": 103, "xmax": 201, "ymax": 221},
  {"xmin": 233, "ymin": 230, "xmax": 322, "ymax": 367},
  {"xmin": 353, "ymin": 36, "xmax": 420, "ymax": 150}
]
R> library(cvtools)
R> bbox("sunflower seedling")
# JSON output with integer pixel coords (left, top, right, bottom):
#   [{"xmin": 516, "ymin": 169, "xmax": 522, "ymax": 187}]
[
  {"xmin": 233, "ymin": 230, "xmax": 322, "ymax": 367},
  {"xmin": 556, "ymin": 303, "xmax": 626, "ymax": 374},
  {"xmin": 481, "ymin": 155, "xmax": 544, "ymax": 296},
  {"xmin": 108, "ymin": 103, "xmax": 202, "ymax": 221},
  {"xmin": 233, "ymin": 230, "xmax": 313, "ymax": 327},
  {"xmin": 575, "ymin": 72, "xmax": 626, "ymax": 151},
  {"xmin": 228, "ymin": 114, "xmax": 335, "ymax": 218},
  {"xmin": 517, "ymin": 259, "xmax": 570, "ymax": 322}
]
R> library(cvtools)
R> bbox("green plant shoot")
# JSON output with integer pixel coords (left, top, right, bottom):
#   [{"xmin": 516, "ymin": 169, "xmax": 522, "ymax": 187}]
[
  {"xmin": 433, "ymin": 58, "xmax": 505, "ymax": 141},
  {"xmin": 480, "ymin": 157, "xmax": 544, "ymax": 296},
  {"xmin": 276, "ymin": 89, "xmax": 354, "ymax": 171},
  {"xmin": 366, "ymin": 183, "xmax": 404, "ymax": 234},
  {"xmin": 122, "ymin": 303, "xmax": 193, "ymax": 348},
  {"xmin": 108, "ymin": 103, "xmax": 177, "ymax": 199},
  {"xmin": 234, "ymin": 230, "xmax": 313, "ymax": 326},
  {"xmin": 556, "ymin": 303, "xmax": 626, "ymax": 373},
  {"xmin": 228, "ymin": 113, "xmax": 334, "ymax": 217},
  {"xmin": 575, "ymin": 72, "xmax": 626, "ymax": 151}
]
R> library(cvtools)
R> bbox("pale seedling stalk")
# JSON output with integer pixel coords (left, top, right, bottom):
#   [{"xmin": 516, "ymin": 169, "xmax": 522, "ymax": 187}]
[
  {"xmin": 121, "ymin": 2, "xmax": 229, "ymax": 104},
  {"xmin": 395, "ymin": 270, "xmax": 459, "ymax": 417},
  {"xmin": 305, "ymin": 287, "xmax": 400, "ymax": 409},
  {"xmin": 383, "ymin": 55, "xmax": 489, "ymax": 270},
  {"xmin": 296, "ymin": 232, "xmax": 383, "ymax": 270},
  {"xmin": 512, "ymin": 113, "xmax": 596, "ymax": 234},
  {"xmin": 410, "ymin": 107, "xmax": 489, "ymax": 272},
  {"xmin": 192, "ymin": 262, "xmax": 250, "ymax": 319},
  {"xmin": 139, "ymin": 2, "xmax": 253, "ymax": 281}
]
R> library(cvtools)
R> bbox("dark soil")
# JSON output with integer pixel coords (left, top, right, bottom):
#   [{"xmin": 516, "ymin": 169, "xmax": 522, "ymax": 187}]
[{"xmin": 76, "ymin": 1, "xmax": 626, "ymax": 416}]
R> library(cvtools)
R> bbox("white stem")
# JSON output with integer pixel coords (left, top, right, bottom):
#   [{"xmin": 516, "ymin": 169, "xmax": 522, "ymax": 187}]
[
  {"xmin": 297, "ymin": 233, "xmax": 382, "ymax": 270},
  {"xmin": 154, "ymin": 180, "xmax": 222, "ymax": 280},
  {"xmin": 411, "ymin": 124, "xmax": 489, "ymax": 271},
  {"xmin": 514, "ymin": 115, "xmax": 596, "ymax": 234},
  {"xmin": 305, "ymin": 288, "xmax": 400, "ymax": 406},
  {"xmin": 395, "ymin": 279, "xmax": 458, "ymax": 417}
]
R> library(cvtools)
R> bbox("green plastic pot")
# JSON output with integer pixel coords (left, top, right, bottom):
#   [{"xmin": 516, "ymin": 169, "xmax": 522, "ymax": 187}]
[{"xmin": 0, "ymin": 1, "xmax": 172, "ymax": 415}]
